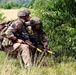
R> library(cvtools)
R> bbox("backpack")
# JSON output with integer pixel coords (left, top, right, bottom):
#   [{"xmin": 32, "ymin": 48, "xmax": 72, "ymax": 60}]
[
  {"xmin": 0, "ymin": 19, "xmax": 29, "ymax": 37},
  {"xmin": 0, "ymin": 20, "xmax": 14, "ymax": 50},
  {"xmin": 0, "ymin": 20, "xmax": 15, "ymax": 38}
]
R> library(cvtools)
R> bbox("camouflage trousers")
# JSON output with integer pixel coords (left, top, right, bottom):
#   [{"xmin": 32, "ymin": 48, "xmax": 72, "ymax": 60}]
[{"xmin": 4, "ymin": 43, "xmax": 32, "ymax": 67}]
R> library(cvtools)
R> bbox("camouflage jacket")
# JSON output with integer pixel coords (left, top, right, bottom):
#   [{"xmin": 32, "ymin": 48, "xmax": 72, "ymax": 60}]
[
  {"xmin": 2, "ymin": 18, "xmax": 29, "ymax": 47},
  {"xmin": 29, "ymin": 29, "xmax": 49, "ymax": 47}
]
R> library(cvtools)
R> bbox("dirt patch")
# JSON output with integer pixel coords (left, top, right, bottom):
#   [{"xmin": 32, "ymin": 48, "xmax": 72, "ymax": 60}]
[{"xmin": 1, "ymin": 9, "xmax": 18, "ymax": 21}]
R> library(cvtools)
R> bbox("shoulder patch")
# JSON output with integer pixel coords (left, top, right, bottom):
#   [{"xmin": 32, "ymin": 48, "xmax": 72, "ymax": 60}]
[{"xmin": 11, "ymin": 24, "xmax": 16, "ymax": 28}]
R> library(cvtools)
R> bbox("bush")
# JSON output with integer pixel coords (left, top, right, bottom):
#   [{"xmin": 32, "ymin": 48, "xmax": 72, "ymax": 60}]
[
  {"xmin": 30, "ymin": 0, "xmax": 76, "ymax": 62},
  {"xmin": 2, "ymin": 2, "xmax": 13, "ymax": 9},
  {"xmin": 0, "ymin": 10, "xmax": 6, "ymax": 22},
  {"xmin": 0, "ymin": 2, "xmax": 23, "ymax": 9}
]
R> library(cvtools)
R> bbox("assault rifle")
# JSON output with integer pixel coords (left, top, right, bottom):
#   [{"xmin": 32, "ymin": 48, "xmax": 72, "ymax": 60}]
[
  {"xmin": 14, "ymin": 32, "xmax": 54, "ymax": 66},
  {"xmin": 13, "ymin": 32, "xmax": 53, "ymax": 55},
  {"xmin": 34, "ymin": 45, "xmax": 54, "ymax": 66}
]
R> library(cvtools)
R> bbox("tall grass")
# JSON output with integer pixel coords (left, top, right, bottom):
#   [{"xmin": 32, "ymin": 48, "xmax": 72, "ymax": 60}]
[{"xmin": 0, "ymin": 51, "xmax": 76, "ymax": 75}]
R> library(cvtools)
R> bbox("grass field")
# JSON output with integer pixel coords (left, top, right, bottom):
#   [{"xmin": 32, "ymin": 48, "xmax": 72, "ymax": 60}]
[{"xmin": 0, "ymin": 51, "xmax": 76, "ymax": 75}]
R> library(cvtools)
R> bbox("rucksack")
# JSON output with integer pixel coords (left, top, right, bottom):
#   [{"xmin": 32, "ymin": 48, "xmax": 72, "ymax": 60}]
[
  {"xmin": 0, "ymin": 19, "xmax": 30, "ymax": 37},
  {"xmin": 0, "ymin": 20, "xmax": 15, "ymax": 38},
  {"xmin": 0, "ymin": 20, "xmax": 14, "ymax": 50}
]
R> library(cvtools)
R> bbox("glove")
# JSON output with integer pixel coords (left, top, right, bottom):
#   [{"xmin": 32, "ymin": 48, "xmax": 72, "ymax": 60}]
[{"xmin": 43, "ymin": 42, "xmax": 48, "ymax": 49}]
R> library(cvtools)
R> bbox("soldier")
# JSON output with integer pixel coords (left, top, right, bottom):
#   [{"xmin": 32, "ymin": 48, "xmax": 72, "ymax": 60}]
[
  {"xmin": 29, "ymin": 16, "xmax": 49, "ymax": 63},
  {"xmin": 2, "ymin": 7, "xmax": 32, "ymax": 67},
  {"xmin": 30, "ymin": 16, "xmax": 49, "ymax": 48}
]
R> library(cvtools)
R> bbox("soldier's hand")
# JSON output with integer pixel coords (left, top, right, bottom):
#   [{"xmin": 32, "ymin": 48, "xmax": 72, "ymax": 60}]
[
  {"xmin": 17, "ymin": 39, "xmax": 25, "ymax": 44},
  {"xmin": 43, "ymin": 42, "xmax": 48, "ymax": 49}
]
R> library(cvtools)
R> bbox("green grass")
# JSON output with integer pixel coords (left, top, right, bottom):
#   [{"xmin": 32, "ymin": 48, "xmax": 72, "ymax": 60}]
[{"xmin": 0, "ymin": 51, "xmax": 76, "ymax": 75}]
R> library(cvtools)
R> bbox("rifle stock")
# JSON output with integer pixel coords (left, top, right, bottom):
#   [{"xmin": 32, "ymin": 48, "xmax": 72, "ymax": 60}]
[{"xmin": 13, "ymin": 32, "xmax": 54, "ymax": 55}]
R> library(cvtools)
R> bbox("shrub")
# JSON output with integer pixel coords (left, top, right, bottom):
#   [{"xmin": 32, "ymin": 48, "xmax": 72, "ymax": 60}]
[{"xmin": 0, "ymin": 10, "xmax": 6, "ymax": 22}]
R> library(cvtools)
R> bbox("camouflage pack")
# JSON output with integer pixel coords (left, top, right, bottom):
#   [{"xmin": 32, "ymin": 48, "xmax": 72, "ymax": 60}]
[
  {"xmin": 0, "ymin": 20, "xmax": 14, "ymax": 50},
  {"xmin": 0, "ymin": 20, "xmax": 14, "ymax": 38}
]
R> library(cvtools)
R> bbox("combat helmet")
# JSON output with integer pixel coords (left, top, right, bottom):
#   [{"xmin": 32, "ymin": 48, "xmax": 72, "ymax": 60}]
[
  {"xmin": 30, "ymin": 16, "xmax": 42, "ymax": 26},
  {"xmin": 17, "ymin": 7, "xmax": 30, "ymax": 17}
]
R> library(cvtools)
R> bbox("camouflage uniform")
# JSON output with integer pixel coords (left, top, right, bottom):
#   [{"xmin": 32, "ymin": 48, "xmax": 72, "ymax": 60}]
[
  {"xmin": 2, "ymin": 7, "xmax": 32, "ymax": 67},
  {"xmin": 30, "ymin": 29, "xmax": 48, "ymax": 47},
  {"xmin": 29, "ymin": 17, "xmax": 49, "ymax": 63},
  {"xmin": 30, "ymin": 16, "xmax": 49, "ymax": 47}
]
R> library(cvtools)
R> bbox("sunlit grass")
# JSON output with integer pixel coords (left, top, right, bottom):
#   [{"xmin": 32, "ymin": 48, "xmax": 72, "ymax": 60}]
[{"xmin": 0, "ymin": 51, "xmax": 76, "ymax": 75}]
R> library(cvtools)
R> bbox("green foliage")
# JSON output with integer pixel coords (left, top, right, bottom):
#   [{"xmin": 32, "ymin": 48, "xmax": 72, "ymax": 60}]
[
  {"xmin": 28, "ymin": 0, "xmax": 35, "ymax": 8},
  {"xmin": 0, "ymin": 0, "xmax": 30, "ymax": 4},
  {"xmin": 0, "ymin": 2, "xmax": 23, "ymax": 9},
  {"xmin": 30, "ymin": 0, "xmax": 76, "ymax": 62},
  {"xmin": 0, "ymin": 2, "xmax": 30, "ymax": 9},
  {"xmin": 0, "ymin": 0, "xmax": 31, "ymax": 9},
  {"xmin": 2, "ymin": 2, "xmax": 13, "ymax": 9},
  {"xmin": 0, "ymin": 11, "xmax": 6, "ymax": 22}
]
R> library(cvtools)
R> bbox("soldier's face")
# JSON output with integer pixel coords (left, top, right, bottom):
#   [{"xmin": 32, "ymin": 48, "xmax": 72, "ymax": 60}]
[
  {"xmin": 35, "ymin": 24, "xmax": 40, "ymax": 30},
  {"xmin": 25, "ymin": 15, "xmax": 30, "ymax": 21},
  {"xmin": 22, "ymin": 15, "xmax": 30, "ymax": 22}
]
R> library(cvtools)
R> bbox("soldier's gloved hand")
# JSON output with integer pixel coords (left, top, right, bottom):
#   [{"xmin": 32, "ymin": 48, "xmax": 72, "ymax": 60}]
[
  {"xmin": 43, "ymin": 42, "xmax": 48, "ymax": 49},
  {"xmin": 17, "ymin": 39, "xmax": 25, "ymax": 44}
]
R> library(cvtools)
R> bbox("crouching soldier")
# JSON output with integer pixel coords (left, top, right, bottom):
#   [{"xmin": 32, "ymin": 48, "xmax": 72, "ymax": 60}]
[
  {"xmin": 29, "ymin": 16, "xmax": 49, "ymax": 64},
  {"xmin": 2, "ymin": 7, "xmax": 33, "ymax": 67}
]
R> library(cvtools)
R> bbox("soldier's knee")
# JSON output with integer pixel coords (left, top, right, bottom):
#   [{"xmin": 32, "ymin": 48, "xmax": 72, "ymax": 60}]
[
  {"xmin": 13, "ymin": 43, "xmax": 21, "ymax": 50},
  {"xmin": 21, "ymin": 44, "xmax": 29, "ymax": 49}
]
